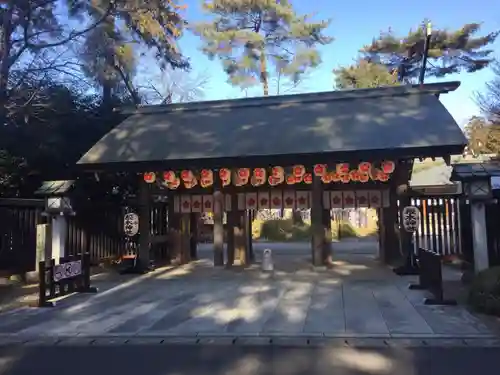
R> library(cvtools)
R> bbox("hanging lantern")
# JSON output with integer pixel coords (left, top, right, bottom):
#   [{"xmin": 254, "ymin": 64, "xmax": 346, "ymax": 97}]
[
  {"xmin": 313, "ymin": 164, "xmax": 327, "ymax": 177},
  {"xmin": 294, "ymin": 175, "xmax": 303, "ymax": 183},
  {"xmin": 234, "ymin": 175, "xmax": 248, "ymax": 186},
  {"xmin": 163, "ymin": 171, "xmax": 176, "ymax": 183},
  {"xmin": 303, "ymin": 173, "xmax": 313, "ymax": 184},
  {"xmin": 336, "ymin": 163, "xmax": 350, "ymax": 175},
  {"xmin": 238, "ymin": 168, "xmax": 250, "ymax": 179},
  {"xmin": 378, "ymin": 173, "xmax": 390, "ymax": 182},
  {"xmin": 181, "ymin": 170, "xmax": 194, "ymax": 182},
  {"xmin": 272, "ymin": 166, "xmax": 284, "ymax": 179},
  {"xmin": 321, "ymin": 173, "xmax": 331, "ymax": 184},
  {"xmin": 349, "ymin": 170, "xmax": 359, "ymax": 182},
  {"xmin": 144, "ymin": 172, "xmax": 156, "ymax": 183},
  {"xmin": 253, "ymin": 168, "xmax": 266, "ymax": 179},
  {"xmin": 219, "ymin": 168, "xmax": 230, "ymax": 180},
  {"xmin": 168, "ymin": 178, "xmax": 181, "ymax": 189},
  {"xmin": 200, "ymin": 178, "xmax": 213, "ymax": 188},
  {"xmin": 358, "ymin": 162, "xmax": 372, "ymax": 173},
  {"xmin": 340, "ymin": 174, "xmax": 350, "ymax": 183},
  {"xmin": 381, "ymin": 160, "xmax": 395, "ymax": 174},
  {"xmin": 359, "ymin": 172, "xmax": 369, "ymax": 183},
  {"xmin": 268, "ymin": 176, "xmax": 280, "ymax": 186},
  {"xmin": 292, "ymin": 165, "xmax": 306, "ymax": 178},
  {"xmin": 201, "ymin": 169, "xmax": 212, "ymax": 179},
  {"xmin": 286, "ymin": 175, "xmax": 296, "ymax": 185},
  {"xmin": 330, "ymin": 172, "xmax": 340, "ymax": 182}
]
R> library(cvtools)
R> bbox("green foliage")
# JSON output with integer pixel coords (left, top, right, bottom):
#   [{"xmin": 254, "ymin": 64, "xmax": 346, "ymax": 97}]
[
  {"xmin": 76, "ymin": 0, "xmax": 190, "ymax": 103},
  {"xmin": 255, "ymin": 218, "xmax": 367, "ymax": 242},
  {"xmin": 468, "ymin": 266, "xmax": 500, "ymax": 316},
  {"xmin": 334, "ymin": 59, "xmax": 400, "ymax": 89},
  {"xmin": 361, "ymin": 21, "xmax": 499, "ymax": 81},
  {"xmin": 464, "ymin": 116, "xmax": 500, "ymax": 156},
  {"xmin": 193, "ymin": 0, "xmax": 332, "ymax": 91}
]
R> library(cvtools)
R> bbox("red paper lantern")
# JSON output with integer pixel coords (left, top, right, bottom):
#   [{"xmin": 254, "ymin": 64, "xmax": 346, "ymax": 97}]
[
  {"xmin": 181, "ymin": 170, "xmax": 194, "ymax": 181},
  {"xmin": 168, "ymin": 178, "xmax": 180, "ymax": 189},
  {"xmin": 340, "ymin": 174, "xmax": 350, "ymax": 183},
  {"xmin": 293, "ymin": 165, "xmax": 305, "ymax": 178},
  {"xmin": 163, "ymin": 171, "xmax": 176, "ymax": 182},
  {"xmin": 321, "ymin": 174, "xmax": 331, "ymax": 183},
  {"xmin": 330, "ymin": 172, "xmax": 340, "ymax": 182},
  {"xmin": 286, "ymin": 175, "xmax": 296, "ymax": 185},
  {"xmin": 268, "ymin": 176, "xmax": 279, "ymax": 186},
  {"xmin": 238, "ymin": 168, "xmax": 250, "ymax": 179},
  {"xmin": 201, "ymin": 169, "xmax": 212, "ymax": 178},
  {"xmin": 336, "ymin": 163, "xmax": 349, "ymax": 175},
  {"xmin": 144, "ymin": 172, "xmax": 156, "ymax": 183},
  {"xmin": 303, "ymin": 173, "xmax": 313, "ymax": 184},
  {"xmin": 313, "ymin": 164, "xmax": 327, "ymax": 177},
  {"xmin": 358, "ymin": 162, "xmax": 371, "ymax": 173},
  {"xmin": 381, "ymin": 161, "xmax": 395, "ymax": 174},
  {"xmin": 272, "ymin": 166, "xmax": 284, "ymax": 179},
  {"xmin": 253, "ymin": 168, "xmax": 266, "ymax": 179},
  {"xmin": 378, "ymin": 173, "xmax": 389, "ymax": 182},
  {"xmin": 219, "ymin": 168, "xmax": 230, "ymax": 180},
  {"xmin": 295, "ymin": 175, "xmax": 303, "ymax": 183},
  {"xmin": 349, "ymin": 170, "xmax": 359, "ymax": 181},
  {"xmin": 359, "ymin": 172, "xmax": 369, "ymax": 183}
]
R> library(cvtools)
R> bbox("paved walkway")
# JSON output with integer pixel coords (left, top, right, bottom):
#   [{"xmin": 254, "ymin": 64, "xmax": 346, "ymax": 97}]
[{"xmin": 0, "ymin": 241, "xmax": 495, "ymax": 339}]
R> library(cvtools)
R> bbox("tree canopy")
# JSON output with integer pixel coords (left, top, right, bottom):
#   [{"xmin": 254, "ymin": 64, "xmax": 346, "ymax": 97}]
[
  {"xmin": 334, "ymin": 59, "xmax": 399, "ymax": 89},
  {"xmin": 193, "ymin": 0, "xmax": 332, "ymax": 95},
  {"xmin": 361, "ymin": 21, "xmax": 499, "ymax": 82}
]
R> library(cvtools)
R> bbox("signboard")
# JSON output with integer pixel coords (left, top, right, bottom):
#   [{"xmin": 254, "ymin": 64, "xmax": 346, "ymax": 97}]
[
  {"xmin": 53, "ymin": 260, "xmax": 82, "ymax": 282},
  {"xmin": 124, "ymin": 213, "xmax": 139, "ymax": 237},
  {"xmin": 402, "ymin": 206, "xmax": 421, "ymax": 233}
]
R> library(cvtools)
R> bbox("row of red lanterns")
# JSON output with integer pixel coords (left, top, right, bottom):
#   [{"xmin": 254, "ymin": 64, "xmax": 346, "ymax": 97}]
[{"xmin": 143, "ymin": 161, "xmax": 396, "ymax": 189}]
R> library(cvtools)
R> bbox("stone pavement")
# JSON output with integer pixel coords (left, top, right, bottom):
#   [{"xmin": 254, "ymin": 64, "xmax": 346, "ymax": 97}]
[{"xmin": 0, "ymin": 241, "xmax": 495, "ymax": 341}]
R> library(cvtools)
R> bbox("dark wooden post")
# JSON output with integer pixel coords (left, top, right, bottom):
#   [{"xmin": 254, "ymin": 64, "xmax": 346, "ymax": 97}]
[
  {"xmin": 311, "ymin": 174, "xmax": 325, "ymax": 266},
  {"xmin": 237, "ymin": 210, "xmax": 249, "ymax": 266},
  {"xmin": 226, "ymin": 183, "xmax": 237, "ymax": 267},
  {"xmin": 322, "ymin": 208, "xmax": 333, "ymax": 265},
  {"xmin": 178, "ymin": 214, "xmax": 189, "ymax": 264},
  {"xmin": 167, "ymin": 192, "xmax": 180, "ymax": 263},
  {"xmin": 189, "ymin": 213, "xmax": 198, "ymax": 260},
  {"xmin": 246, "ymin": 210, "xmax": 254, "ymax": 262},
  {"xmin": 138, "ymin": 179, "xmax": 151, "ymax": 271},
  {"xmin": 213, "ymin": 177, "xmax": 224, "ymax": 266}
]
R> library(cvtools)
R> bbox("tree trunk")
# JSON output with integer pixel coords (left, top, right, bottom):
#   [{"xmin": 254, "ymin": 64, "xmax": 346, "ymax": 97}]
[{"xmin": 260, "ymin": 51, "xmax": 269, "ymax": 96}]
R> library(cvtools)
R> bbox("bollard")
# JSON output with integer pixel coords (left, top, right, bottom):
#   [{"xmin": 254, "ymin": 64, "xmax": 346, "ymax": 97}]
[{"xmin": 262, "ymin": 249, "xmax": 274, "ymax": 271}]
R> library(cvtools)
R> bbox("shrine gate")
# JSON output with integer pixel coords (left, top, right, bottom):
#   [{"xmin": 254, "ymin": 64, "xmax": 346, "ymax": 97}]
[{"xmin": 76, "ymin": 82, "xmax": 467, "ymax": 270}]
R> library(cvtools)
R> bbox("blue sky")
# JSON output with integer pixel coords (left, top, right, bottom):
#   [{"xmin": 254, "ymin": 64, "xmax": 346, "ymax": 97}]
[{"xmin": 171, "ymin": 0, "xmax": 500, "ymax": 126}]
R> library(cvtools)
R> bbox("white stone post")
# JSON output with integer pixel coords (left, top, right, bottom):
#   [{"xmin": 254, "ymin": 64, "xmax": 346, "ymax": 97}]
[
  {"xmin": 51, "ymin": 215, "xmax": 67, "ymax": 264},
  {"xmin": 470, "ymin": 201, "xmax": 489, "ymax": 273}
]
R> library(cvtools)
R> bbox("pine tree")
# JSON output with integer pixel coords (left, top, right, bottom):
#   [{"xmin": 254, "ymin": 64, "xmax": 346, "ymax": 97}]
[
  {"xmin": 334, "ymin": 59, "xmax": 399, "ymax": 89},
  {"xmin": 193, "ymin": 0, "xmax": 332, "ymax": 96},
  {"xmin": 75, "ymin": 0, "xmax": 190, "ymax": 105},
  {"xmin": 361, "ymin": 21, "xmax": 499, "ymax": 82}
]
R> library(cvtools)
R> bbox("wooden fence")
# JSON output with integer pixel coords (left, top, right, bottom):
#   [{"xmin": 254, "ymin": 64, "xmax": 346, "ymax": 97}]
[
  {"xmin": 0, "ymin": 199, "xmax": 45, "ymax": 273},
  {"xmin": 0, "ymin": 198, "xmax": 170, "ymax": 273}
]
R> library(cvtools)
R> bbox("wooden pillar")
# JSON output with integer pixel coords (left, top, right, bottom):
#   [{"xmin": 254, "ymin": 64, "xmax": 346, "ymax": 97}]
[
  {"xmin": 179, "ymin": 214, "xmax": 191, "ymax": 264},
  {"xmin": 167, "ymin": 193, "xmax": 180, "ymax": 263},
  {"xmin": 138, "ymin": 179, "xmax": 151, "ymax": 271},
  {"xmin": 236, "ymin": 210, "xmax": 250, "ymax": 266},
  {"xmin": 213, "ymin": 187, "xmax": 224, "ymax": 266},
  {"xmin": 246, "ymin": 210, "xmax": 254, "ymax": 262},
  {"xmin": 311, "ymin": 175, "xmax": 325, "ymax": 266},
  {"xmin": 227, "ymin": 188, "xmax": 241, "ymax": 267},
  {"xmin": 382, "ymin": 186, "xmax": 401, "ymax": 265},
  {"xmin": 322, "ymin": 208, "xmax": 333, "ymax": 264},
  {"xmin": 189, "ymin": 213, "xmax": 198, "ymax": 260}
]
